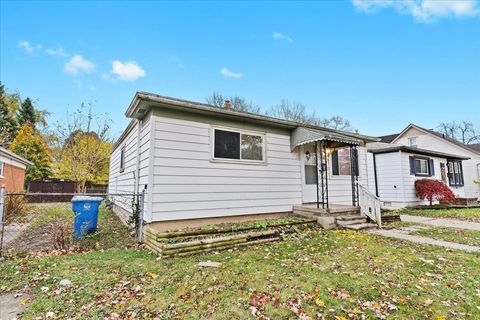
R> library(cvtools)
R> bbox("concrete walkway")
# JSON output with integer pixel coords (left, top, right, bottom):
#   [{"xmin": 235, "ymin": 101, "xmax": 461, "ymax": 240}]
[
  {"xmin": 370, "ymin": 228, "xmax": 480, "ymax": 253},
  {"xmin": 400, "ymin": 215, "xmax": 480, "ymax": 231}
]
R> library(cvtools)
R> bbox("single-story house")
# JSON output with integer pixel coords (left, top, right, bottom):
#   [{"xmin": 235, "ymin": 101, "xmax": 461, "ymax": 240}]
[
  {"xmin": 108, "ymin": 92, "xmax": 380, "ymax": 232},
  {"xmin": 367, "ymin": 123, "xmax": 480, "ymax": 208},
  {"xmin": 366, "ymin": 142, "xmax": 470, "ymax": 208},
  {"xmin": 0, "ymin": 146, "xmax": 33, "ymax": 192}
]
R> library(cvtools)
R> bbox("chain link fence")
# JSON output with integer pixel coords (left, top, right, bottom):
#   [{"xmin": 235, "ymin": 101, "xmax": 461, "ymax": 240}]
[{"xmin": 0, "ymin": 187, "xmax": 145, "ymax": 257}]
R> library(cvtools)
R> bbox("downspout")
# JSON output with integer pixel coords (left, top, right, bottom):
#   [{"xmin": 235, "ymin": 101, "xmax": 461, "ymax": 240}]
[
  {"xmin": 134, "ymin": 119, "xmax": 143, "ymax": 195},
  {"xmin": 477, "ymin": 163, "xmax": 480, "ymax": 200},
  {"xmin": 373, "ymin": 153, "xmax": 379, "ymax": 197}
]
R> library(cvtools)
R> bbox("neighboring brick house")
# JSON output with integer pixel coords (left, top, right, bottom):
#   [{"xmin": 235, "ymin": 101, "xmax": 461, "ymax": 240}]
[{"xmin": 0, "ymin": 146, "xmax": 33, "ymax": 192}]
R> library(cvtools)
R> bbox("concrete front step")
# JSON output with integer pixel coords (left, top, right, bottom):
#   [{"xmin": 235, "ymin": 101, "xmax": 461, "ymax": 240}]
[
  {"xmin": 344, "ymin": 223, "xmax": 377, "ymax": 231},
  {"xmin": 293, "ymin": 206, "xmax": 360, "ymax": 217},
  {"xmin": 336, "ymin": 215, "xmax": 364, "ymax": 221},
  {"xmin": 336, "ymin": 218, "xmax": 368, "ymax": 228}
]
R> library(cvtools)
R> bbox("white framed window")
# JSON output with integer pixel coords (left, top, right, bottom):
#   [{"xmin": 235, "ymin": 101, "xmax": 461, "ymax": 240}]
[
  {"xmin": 408, "ymin": 137, "xmax": 418, "ymax": 147},
  {"xmin": 331, "ymin": 147, "xmax": 358, "ymax": 177},
  {"xmin": 409, "ymin": 156, "xmax": 433, "ymax": 177},
  {"xmin": 119, "ymin": 145, "xmax": 126, "ymax": 173},
  {"xmin": 415, "ymin": 158, "xmax": 429, "ymax": 174},
  {"xmin": 211, "ymin": 127, "xmax": 266, "ymax": 164},
  {"xmin": 0, "ymin": 161, "xmax": 4, "ymax": 177}
]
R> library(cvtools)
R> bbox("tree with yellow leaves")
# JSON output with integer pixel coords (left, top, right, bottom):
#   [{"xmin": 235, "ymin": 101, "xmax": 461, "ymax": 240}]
[
  {"xmin": 55, "ymin": 132, "xmax": 111, "ymax": 192},
  {"xmin": 9, "ymin": 124, "xmax": 52, "ymax": 185},
  {"xmin": 52, "ymin": 103, "xmax": 112, "ymax": 192}
]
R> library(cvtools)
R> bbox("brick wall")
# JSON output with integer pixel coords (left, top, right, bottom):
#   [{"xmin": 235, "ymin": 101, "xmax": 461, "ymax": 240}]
[{"xmin": 0, "ymin": 163, "xmax": 26, "ymax": 192}]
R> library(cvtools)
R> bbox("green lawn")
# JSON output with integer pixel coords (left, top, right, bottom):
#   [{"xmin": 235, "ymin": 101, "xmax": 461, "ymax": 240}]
[
  {"xmin": 398, "ymin": 207, "xmax": 480, "ymax": 222},
  {"xmin": 1, "ymin": 229, "xmax": 478, "ymax": 319},
  {"xmin": 411, "ymin": 226, "xmax": 480, "ymax": 247}
]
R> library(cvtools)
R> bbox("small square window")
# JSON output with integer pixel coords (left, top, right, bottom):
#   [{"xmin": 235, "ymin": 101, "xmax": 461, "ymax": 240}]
[
  {"xmin": 415, "ymin": 158, "xmax": 429, "ymax": 175},
  {"xmin": 408, "ymin": 137, "xmax": 418, "ymax": 147}
]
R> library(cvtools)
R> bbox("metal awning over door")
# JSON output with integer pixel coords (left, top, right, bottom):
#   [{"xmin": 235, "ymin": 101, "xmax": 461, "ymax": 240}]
[{"xmin": 291, "ymin": 127, "xmax": 362, "ymax": 151}]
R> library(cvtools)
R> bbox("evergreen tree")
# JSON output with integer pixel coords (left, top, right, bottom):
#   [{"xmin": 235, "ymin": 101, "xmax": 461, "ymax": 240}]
[
  {"xmin": 17, "ymin": 97, "xmax": 37, "ymax": 128},
  {"xmin": 0, "ymin": 83, "xmax": 18, "ymax": 145}
]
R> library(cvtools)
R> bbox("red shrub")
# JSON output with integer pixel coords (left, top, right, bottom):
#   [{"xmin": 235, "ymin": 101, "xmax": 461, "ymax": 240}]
[{"xmin": 414, "ymin": 179, "xmax": 456, "ymax": 206}]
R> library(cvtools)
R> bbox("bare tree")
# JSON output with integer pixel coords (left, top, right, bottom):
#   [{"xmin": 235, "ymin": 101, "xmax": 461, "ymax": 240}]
[
  {"xmin": 268, "ymin": 99, "xmax": 354, "ymax": 131},
  {"xmin": 268, "ymin": 99, "xmax": 315, "ymax": 124},
  {"xmin": 206, "ymin": 92, "xmax": 261, "ymax": 113},
  {"xmin": 437, "ymin": 121, "xmax": 480, "ymax": 144},
  {"xmin": 315, "ymin": 116, "xmax": 353, "ymax": 131}
]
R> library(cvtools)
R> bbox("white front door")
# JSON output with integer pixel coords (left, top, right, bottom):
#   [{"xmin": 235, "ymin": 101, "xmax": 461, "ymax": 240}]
[{"xmin": 300, "ymin": 144, "xmax": 320, "ymax": 203}]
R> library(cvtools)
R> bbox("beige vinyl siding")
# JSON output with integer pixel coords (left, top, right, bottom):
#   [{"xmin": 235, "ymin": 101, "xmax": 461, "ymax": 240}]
[
  {"xmin": 327, "ymin": 146, "xmax": 369, "ymax": 205},
  {"xmin": 108, "ymin": 112, "xmax": 152, "ymax": 215},
  {"xmin": 149, "ymin": 113, "xmax": 302, "ymax": 221},
  {"xmin": 396, "ymin": 127, "xmax": 480, "ymax": 199}
]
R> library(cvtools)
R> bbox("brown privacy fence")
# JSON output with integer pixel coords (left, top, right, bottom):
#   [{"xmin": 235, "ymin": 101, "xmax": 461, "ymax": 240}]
[{"xmin": 27, "ymin": 179, "xmax": 108, "ymax": 202}]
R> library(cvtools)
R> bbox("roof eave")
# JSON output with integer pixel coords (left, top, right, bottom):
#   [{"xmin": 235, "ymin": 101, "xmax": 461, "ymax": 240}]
[{"xmin": 127, "ymin": 92, "xmax": 380, "ymax": 142}]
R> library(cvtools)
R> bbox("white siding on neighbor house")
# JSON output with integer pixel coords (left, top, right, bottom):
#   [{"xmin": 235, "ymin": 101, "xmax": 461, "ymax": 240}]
[
  {"xmin": 149, "ymin": 114, "xmax": 303, "ymax": 222},
  {"xmin": 396, "ymin": 127, "xmax": 480, "ymax": 199},
  {"xmin": 367, "ymin": 149, "xmax": 466, "ymax": 209},
  {"xmin": 400, "ymin": 152, "xmax": 465, "ymax": 205},
  {"xmin": 108, "ymin": 112, "xmax": 152, "ymax": 215},
  {"xmin": 369, "ymin": 152, "xmax": 404, "ymax": 207}
]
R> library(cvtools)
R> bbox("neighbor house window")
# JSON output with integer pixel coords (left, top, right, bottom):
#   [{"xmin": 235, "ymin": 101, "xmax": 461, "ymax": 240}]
[
  {"xmin": 408, "ymin": 137, "xmax": 418, "ymax": 147},
  {"xmin": 331, "ymin": 147, "xmax": 358, "ymax": 176},
  {"xmin": 120, "ymin": 146, "xmax": 126, "ymax": 173},
  {"xmin": 447, "ymin": 160, "xmax": 464, "ymax": 186},
  {"xmin": 213, "ymin": 128, "xmax": 264, "ymax": 162},
  {"xmin": 409, "ymin": 156, "xmax": 434, "ymax": 176},
  {"xmin": 0, "ymin": 161, "xmax": 4, "ymax": 177}
]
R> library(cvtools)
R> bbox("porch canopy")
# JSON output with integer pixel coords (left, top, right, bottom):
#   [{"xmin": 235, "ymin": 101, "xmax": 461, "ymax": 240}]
[
  {"xmin": 291, "ymin": 127, "xmax": 363, "ymax": 151},
  {"xmin": 291, "ymin": 127, "xmax": 364, "ymax": 209}
]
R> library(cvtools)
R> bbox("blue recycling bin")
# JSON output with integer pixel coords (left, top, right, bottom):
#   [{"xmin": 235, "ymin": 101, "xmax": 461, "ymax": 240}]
[{"xmin": 71, "ymin": 196, "xmax": 103, "ymax": 239}]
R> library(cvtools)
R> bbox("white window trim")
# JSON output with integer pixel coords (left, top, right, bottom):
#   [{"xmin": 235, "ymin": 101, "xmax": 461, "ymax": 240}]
[
  {"xmin": 329, "ymin": 148, "xmax": 355, "ymax": 179},
  {"xmin": 119, "ymin": 145, "xmax": 126, "ymax": 173},
  {"xmin": 415, "ymin": 158, "xmax": 430, "ymax": 176},
  {"xmin": 408, "ymin": 136, "xmax": 418, "ymax": 147},
  {"xmin": 0, "ymin": 161, "xmax": 4, "ymax": 178},
  {"xmin": 210, "ymin": 126, "xmax": 267, "ymax": 165}
]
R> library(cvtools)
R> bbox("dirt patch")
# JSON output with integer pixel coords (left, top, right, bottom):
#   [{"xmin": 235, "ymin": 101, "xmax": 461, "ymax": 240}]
[{"xmin": 5, "ymin": 221, "xmax": 59, "ymax": 253}]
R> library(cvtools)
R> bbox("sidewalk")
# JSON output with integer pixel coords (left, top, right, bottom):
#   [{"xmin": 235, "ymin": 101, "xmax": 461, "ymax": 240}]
[
  {"xmin": 400, "ymin": 215, "xmax": 480, "ymax": 231},
  {"xmin": 370, "ymin": 228, "xmax": 480, "ymax": 253}
]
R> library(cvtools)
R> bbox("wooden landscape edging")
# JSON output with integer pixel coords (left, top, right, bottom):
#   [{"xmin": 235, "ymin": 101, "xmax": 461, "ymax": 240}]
[
  {"xmin": 154, "ymin": 218, "xmax": 317, "ymax": 240},
  {"xmin": 143, "ymin": 218, "xmax": 317, "ymax": 258}
]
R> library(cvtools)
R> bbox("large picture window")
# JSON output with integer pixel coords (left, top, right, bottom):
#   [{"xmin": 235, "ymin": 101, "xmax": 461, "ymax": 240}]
[
  {"xmin": 447, "ymin": 160, "xmax": 464, "ymax": 186},
  {"xmin": 213, "ymin": 128, "xmax": 264, "ymax": 162}
]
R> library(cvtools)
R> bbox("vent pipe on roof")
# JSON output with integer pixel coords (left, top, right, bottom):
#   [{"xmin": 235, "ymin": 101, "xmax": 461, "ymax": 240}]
[{"xmin": 223, "ymin": 100, "xmax": 231, "ymax": 110}]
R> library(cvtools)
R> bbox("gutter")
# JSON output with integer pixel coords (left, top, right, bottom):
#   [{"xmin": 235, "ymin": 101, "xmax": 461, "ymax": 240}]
[{"xmin": 127, "ymin": 92, "xmax": 380, "ymax": 142}]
